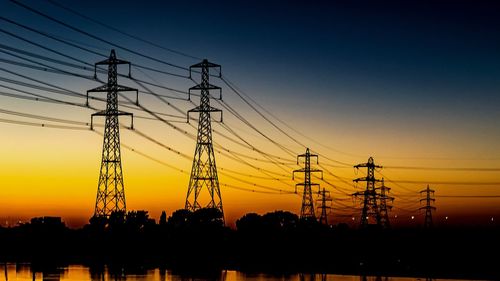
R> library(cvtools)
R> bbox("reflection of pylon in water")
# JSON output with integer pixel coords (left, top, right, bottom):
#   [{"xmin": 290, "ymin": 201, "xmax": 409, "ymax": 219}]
[{"xmin": 299, "ymin": 273, "xmax": 319, "ymax": 281}]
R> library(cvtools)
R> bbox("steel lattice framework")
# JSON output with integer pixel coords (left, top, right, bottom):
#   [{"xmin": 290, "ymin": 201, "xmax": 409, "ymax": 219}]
[
  {"xmin": 87, "ymin": 49, "xmax": 137, "ymax": 218},
  {"xmin": 353, "ymin": 157, "xmax": 383, "ymax": 228},
  {"xmin": 420, "ymin": 185, "xmax": 436, "ymax": 228},
  {"xmin": 293, "ymin": 148, "xmax": 323, "ymax": 220},
  {"xmin": 377, "ymin": 178, "xmax": 394, "ymax": 228},
  {"xmin": 317, "ymin": 187, "xmax": 332, "ymax": 225},
  {"xmin": 185, "ymin": 59, "xmax": 224, "ymax": 215}
]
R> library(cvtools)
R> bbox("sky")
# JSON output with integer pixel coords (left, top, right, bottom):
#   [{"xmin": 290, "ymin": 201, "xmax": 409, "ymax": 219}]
[{"xmin": 0, "ymin": 0, "xmax": 499, "ymax": 228}]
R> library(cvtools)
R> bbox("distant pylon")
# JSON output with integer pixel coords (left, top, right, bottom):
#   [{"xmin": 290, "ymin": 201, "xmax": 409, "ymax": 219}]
[
  {"xmin": 377, "ymin": 178, "xmax": 394, "ymax": 228},
  {"xmin": 353, "ymin": 157, "xmax": 383, "ymax": 228},
  {"xmin": 317, "ymin": 187, "xmax": 332, "ymax": 225},
  {"xmin": 185, "ymin": 59, "xmax": 224, "ymax": 217},
  {"xmin": 293, "ymin": 148, "xmax": 323, "ymax": 220},
  {"xmin": 419, "ymin": 185, "xmax": 436, "ymax": 228},
  {"xmin": 87, "ymin": 49, "xmax": 138, "ymax": 218}
]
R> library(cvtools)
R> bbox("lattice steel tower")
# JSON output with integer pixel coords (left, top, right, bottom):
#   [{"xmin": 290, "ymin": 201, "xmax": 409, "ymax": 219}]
[
  {"xmin": 353, "ymin": 157, "xmax": 383, "ymax": 228},
  {"xmin": 185, "ymin": 59, "xmax": 224, "ymax": 215},
  {"xmin": 419, "ymin": 185, "xmax": 436, "ymax": 228},
  {"xmin": 317, "ymin": 187, "xmax": 332, "ymax": 225},
  {"xmin": 87, "ymin": 49, "xmax": 137, "ymax": 218},
  {"xmin": 293, "ymin": 148, "xmax": 323, "ymax": 220},
  {"xmin": 377, "ymin": 178, "xmax": 394, "ymax": 228}
]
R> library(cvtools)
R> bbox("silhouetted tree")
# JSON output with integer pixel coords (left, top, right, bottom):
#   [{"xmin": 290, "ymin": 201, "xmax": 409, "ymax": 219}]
[
  {"xmin": 108, "ymin": 210, "xmax": 126, "ymax": 232},
  {"xmin": 262, "ymin": 211, "xmax": 299, "ymax": 231},
  {"xmin": 191, "ymin": 208, "xmax": 224, "ymax": 228},
  {"xmin": 236, "ymin": 213, "xmax": 262, "ymax": 232},
  {"xmin": 88, "ymin": 215, "xmax": 107, "ymax": 231},
  {"xmin": 167, "ymin": 209, "xmax": 192, "ymax": 229},
  {"xmin": 126, "ymin": 210, "xmax": 153, "ymax": 232},
  {"xmin": 159, "ymin": 211, "xmax": 167, "ymax": 226}
]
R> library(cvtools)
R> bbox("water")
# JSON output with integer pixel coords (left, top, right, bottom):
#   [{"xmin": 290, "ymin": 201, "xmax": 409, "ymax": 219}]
[{"xmin": 2, "ymin": 264, "xmax": 474, "ymax": 281}]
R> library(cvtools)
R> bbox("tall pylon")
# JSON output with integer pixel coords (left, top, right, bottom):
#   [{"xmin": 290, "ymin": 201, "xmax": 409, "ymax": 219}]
[
  {"xmin": 185, "ymin": 59, "xmax": 224, "ymax": 216},
  {"xmin": 293, "ymin": 148, "xmax": 323, "ymax": 220},
  {"xmin": 419, "ymin": 185, "xmax": 436, "ymax": 228},
  {"xmin": 353, "ymin": 157, "xmax": 383, "ymax": 228},
  {"xmin": 377, "ymin": 178, "xmax": 394, "ymax": 228},
  {"xmin": 87, "ymin": 49, "xmax": 138, "ymax": 218},
  {"xmin": 317, "ymin": 187, "xmax": 332, "ymax": 225}
]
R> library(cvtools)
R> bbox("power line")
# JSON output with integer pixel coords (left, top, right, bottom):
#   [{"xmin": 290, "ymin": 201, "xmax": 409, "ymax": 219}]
[
  {"xmin": 436, "ymin": 195, "xmax": 500, "ymax": 198},
  {"xmin": 384, "ymin": 166, "xmax": 500, "ymax": 172},
  {"xmin": 221, "ymin": 76, "xmax": 365, "ymax": 159},
  {"xmin": 0, "ymin": 42, "xmax": 190, "ymax": 99},
  {"xmin": 0, "ymin": 116, "xmax": 88, "ymax": 130},
  {"xmin": 0, "ymin": 65, "xmax": 187, "ymax": 120},
  {"xmin": 386, "ymin": 179, "xmax": 500, "ymax": 186},
  {"xmin": 45, "ymin": 0, "xmax": 201, "ymax": 61},
  {"xmin": 10, "ymin": 0, "xmax": 189, "ymax": 72}
]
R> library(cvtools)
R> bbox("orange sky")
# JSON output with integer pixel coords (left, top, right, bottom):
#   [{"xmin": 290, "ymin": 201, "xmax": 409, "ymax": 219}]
[{"xmin": 0, "ymin": 94, "xmax": 498, "ymax": 228}]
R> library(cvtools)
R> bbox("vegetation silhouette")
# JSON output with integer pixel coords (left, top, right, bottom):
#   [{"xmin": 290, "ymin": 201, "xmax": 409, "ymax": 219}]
[{"xmin": 0, "ymin": 208, "xmax": 498, "ymax": 279}]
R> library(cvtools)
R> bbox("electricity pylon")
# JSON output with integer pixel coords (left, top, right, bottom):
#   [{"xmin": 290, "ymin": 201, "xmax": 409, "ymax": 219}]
[
  {"xmin": 377, "ymin": 178, "xmax": 394, "ymax": 228},
  {"xmin": 293, "ymin": 148, "xmax": 323, "ymax": 220},
  {"xmin": 419, "ymin": 185, "xmax": 436, "ymax": 228},
  {"xmin": 87, "ymin": 49, "xmax": 138, "ymax": 218},
  {"xmin": 185, "ymin": 59, "xmax": 224, "ymax": 217},
  {"xmin": 353, "ymin": 157, "xmax": 383, "ymax": 228},
  {"xmin": 317, "ymin": 187, "xmax": 332, "ymax": 225}
]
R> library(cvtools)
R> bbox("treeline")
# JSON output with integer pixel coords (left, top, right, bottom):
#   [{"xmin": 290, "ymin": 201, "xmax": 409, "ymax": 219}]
[{"xmin": 0, "ymin": 208, "xmax": 499, "ymax": 279}]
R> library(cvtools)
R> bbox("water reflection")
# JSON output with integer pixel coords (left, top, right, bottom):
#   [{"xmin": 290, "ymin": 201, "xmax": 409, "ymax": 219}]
[{"xmin": 0, "ymin": 264, "xmax": 454, "ymax": 281}]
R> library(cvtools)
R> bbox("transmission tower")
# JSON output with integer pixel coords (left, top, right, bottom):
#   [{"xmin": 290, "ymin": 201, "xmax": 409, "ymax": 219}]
[
  {"xmin": 419, "ymin": 185, "xmax": 436, "ymax": 228},
  {"xmin": 87, "ymin": 49, "xmax": 137, "ymax": 218},
  {"xmin": 317, "ymin": 187, "xmax": 332, "ymax": 225},
  {"xmin": 353, "ymin": 157, "xmax": 383, "ymax": 228},
  {"xmin": 377, "ymin": 178, "xmax": 394, "ymax": 228},
  {"xmin": 185, "ymin": 59, "xmax": 224, "ymax": 216},
  {"xmin": 293, "ymin": 148, "xmax": 323, "ymax": 220}
]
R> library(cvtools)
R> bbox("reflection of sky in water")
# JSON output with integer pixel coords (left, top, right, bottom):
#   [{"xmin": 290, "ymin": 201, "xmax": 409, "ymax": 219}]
[{"xmin": 3, "ymin": 264, "xmax": 471, "ymax": 281}]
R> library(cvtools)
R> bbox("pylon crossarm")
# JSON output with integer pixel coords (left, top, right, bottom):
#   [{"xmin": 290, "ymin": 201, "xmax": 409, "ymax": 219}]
[
  {"xmin": 189, "ymin": 60, "xmax": 221, "ymax": 76},
  {"xmin": 189, "ymin": 83, "xmax": 221, "ymax": 91},
  {"xmin": 118, "ymin": 112, "xmax": 134, "ymax": 129},
  {"xmin": 117, "ymin": 88, "xmax": 140, "ymax": 106},
  {"xmin": 95, "ymin": 61, "xmax": 130, "ymax": 78},
  {"xmin": 187, "ymin": 107, "xmax": 223, "ymax": 123},
  {"xmin": 95, "ymin": 58, "xmax": 130, "ymax": 67},
  {"xmin": 188, "ymin": 82, "xmax": 222, "ymax": 101},
  {"xmin": 88, "ymin": 85, "xmax": 137, "ymax": 93},
  {"xmin": 86, "ymin": 86, "xmax": 106, "ymax": 106},
  {"xmin": 292, "ymin": 169, "xmax": 303, "ymax": 179},
  {"xmin": 353, "ymin": 177, "xmax": 368, "ymax": 182},
  {"xmin": 91, "ymin": 111, "xmax": 134, "ymax": 130},
  {"xmin": 90, "ymin": 111, "xmax": 105, "ymax": 130},
  {"xmin": 87, "ymin": 85, "xmax": 138, "ymax": 106}
]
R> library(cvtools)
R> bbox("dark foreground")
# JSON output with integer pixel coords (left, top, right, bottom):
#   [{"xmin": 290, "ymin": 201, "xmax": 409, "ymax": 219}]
[{"xmin": 0, "ymin": 209, "xmax": 498, "ymax": 280}]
